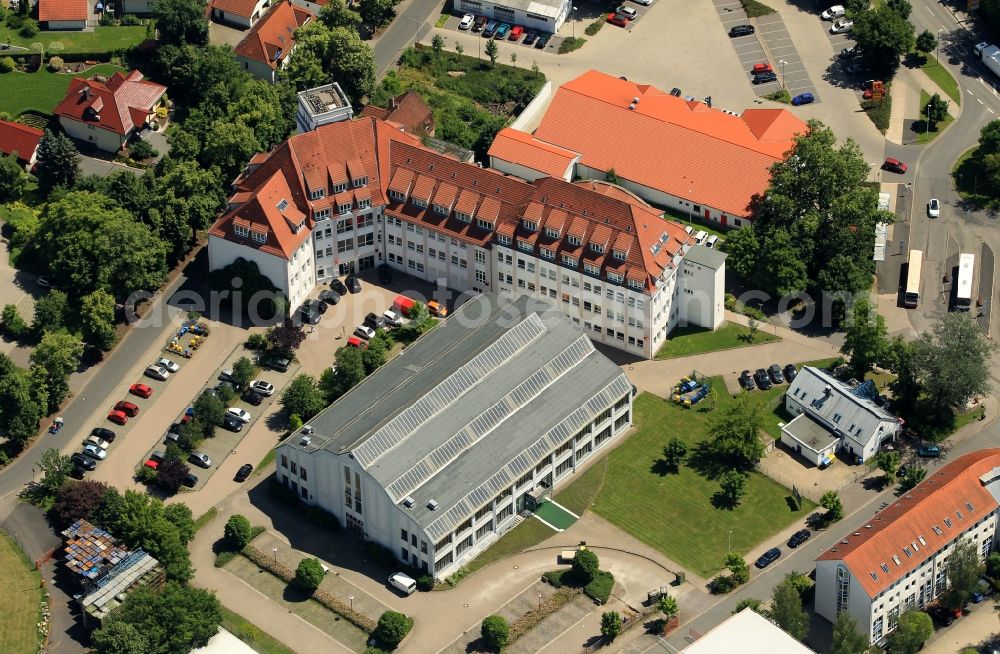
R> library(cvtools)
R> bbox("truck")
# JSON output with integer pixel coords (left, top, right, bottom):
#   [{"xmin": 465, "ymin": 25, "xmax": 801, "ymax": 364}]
[
  {"xmin": 975, "ymin": 42, "xmax": 1000, "ymax": 80},
  {"xmin": 392, "ymin": 294, "xmax": 415, "ymax": 317}
]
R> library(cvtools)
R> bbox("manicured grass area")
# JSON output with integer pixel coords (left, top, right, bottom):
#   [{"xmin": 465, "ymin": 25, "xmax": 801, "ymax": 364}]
[
  {"xmin": 952, "ymin": 146, "xmax": 998, "ymax": 209},
  {"xmin": 661, "ymin": 208, "xmax": 730, "ymax": 240},
  {"xmin": 591, "ymin": 391, "xmax": 815, "ymax": 574},
  {"xmin": 553, "ymin": 457, "xmax": 607, "ymax": 515},
  {"xmin": 462, "ymin": 518, "xmax": 555, "ymax": 576},
  {"xmin": 655, "ymin": 322, "xmax": 780, "ymax": 360},
  {"xmin": 0, "ymin": 64, "xmax": 126, "ymax": 116},
  {"xmin": 0, "ymin": 533, "xmax": 44, "ymax": 654},
  {"xmin": 0, "ymin": 25, "xmax": 145, "ymax": 54},
  {"xmin": 194, "ymin": 507, "xmax": 219, "ymax": 532},
  {"xmin": 220, "ymin": 606, "xmax": 297, "ymax": 654},
  {"xmin": 559, "ymin": 37, "xmax": 586, "ymax": 53},
  {"xmin": 764, "ymin": 89, "xmax": 791, "ymax": 104},
  {"xmin": 922, "ymin": 57, "xmax": 961, "ymax": 105},
  {"xmin": 914, "ymin": 89, "xmax": 954, "ymax": 144},
  {"xmin": 740, "ymin": 0, "xmax": 776, "ymax": 17},
  {"xmin": 256, "ymin": 448, "xmax": 277, "ymax": 474},
  {"xmin": 434, "ymin": 13, "xmax": 449, "ymax": 27}
]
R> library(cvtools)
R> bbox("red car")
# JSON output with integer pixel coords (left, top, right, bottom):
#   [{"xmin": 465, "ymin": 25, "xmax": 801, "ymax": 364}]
[
  {"xmin": 508, "ymin": 25, "xmax": 523, "ymax": 40},
  {"xmin": 347, "ymin": 335, "xmax": 368, "ymax": 349},
  {"xmin": 752, "ymin": 63, "xmax": 773, "ymax": 74},
  {"xmin": 882, "ymin": 157, "xmax": 908, "ymax": 174},
  {"xmin": 143, "ymin": 459, "xmax": 159, "ymax": 470},
  {"xmin": 607, "ymin": 12, "xmax": 628, "ymax": 26},
  {"xmin": 107, "ymin": 410, "xmax": 128, "ymax": 425},
  {"xmin": 114, "ymin": 400, "xmax": 140, "ymax": 417},
  {"xmin": 129, "ymin": 383, "xmax": 153, "ymax": 399}
]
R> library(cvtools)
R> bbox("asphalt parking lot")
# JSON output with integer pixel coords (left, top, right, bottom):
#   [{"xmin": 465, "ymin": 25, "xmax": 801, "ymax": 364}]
[
  {"xmin": 712, "ymin": 0, "xmax": 819, "ymax": 103},
  {"xmin": 439, "ymin": 13, "xmax": 563, "ymax": 52}
]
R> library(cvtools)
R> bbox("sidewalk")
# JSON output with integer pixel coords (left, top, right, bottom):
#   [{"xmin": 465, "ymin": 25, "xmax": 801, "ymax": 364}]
[{"xmin": 887, "ymin": 64, "xmax": 960, "ymax": 145}]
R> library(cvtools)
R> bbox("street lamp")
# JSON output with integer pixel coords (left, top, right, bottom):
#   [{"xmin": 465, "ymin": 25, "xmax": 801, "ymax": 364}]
[
  {"xmin": 349, "ymin": 595, "xmax": 354, "ymax": 611},
  {"xmin": 272, "ymin": 546, "xmax": 278, "ymax": 563},
  {"xmin": 728, "ymin": 530, "xmax": 733, "ymax": 553},
  {"xmin": 779, "ymin": 60, "xmax": 786, "ymax": 90},
  {"xmin": 925, "ymin": 102, "xmax": 931, "ymax": 135},
  {"xmin": 538, "ymin": 592, "xmax": 542, "ymax": 609},
  {"xmin": 572, "ymin": 6, "xmax": 578, "ymax": 39}
]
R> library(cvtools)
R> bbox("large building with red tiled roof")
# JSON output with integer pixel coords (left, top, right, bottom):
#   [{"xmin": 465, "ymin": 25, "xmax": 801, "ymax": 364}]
[
  {"xmin": 53, "ymin": 69, "xmax": 166, "ymax": 153},
  {"xmin": 38, "ymin": 0, "xmax": 88, "ymax": 29},
  {"xmin": 233, "ymin": 0, "xmax": 312, "ymax": 83},
  {"xmin": 815, "ymin": 449, "xmax": 1000, "ymax": 645},
  {"xmin": 490, "ymin": 70, "xmax": 807, "ymax": 228},
  {"xmin": 0, "ymin": 120, "xmax": 44, "ymax": 169},
  {"xmin": 209, "ymin": 115, "xmax": 726, "ymax": 358}
]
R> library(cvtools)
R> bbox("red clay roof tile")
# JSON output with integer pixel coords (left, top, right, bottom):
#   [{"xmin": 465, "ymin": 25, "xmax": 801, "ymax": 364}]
[
  {"xmin": 53, "ymin": 70, "xmax": 164, "ymax": 137},
  {"xmin": 488, "ymin": 127, "xmax": 578, "ymax": 179},
  {"xmin": 233, "ymin": 2, "xmax": 313, "ymax": 70},
  {"xmin": 38, "ymin": 0, "xmax": 87, "ymax": 22},
  {"xmin": 0, "ymin": 120, "xmax": 43, "ymax": 164}
]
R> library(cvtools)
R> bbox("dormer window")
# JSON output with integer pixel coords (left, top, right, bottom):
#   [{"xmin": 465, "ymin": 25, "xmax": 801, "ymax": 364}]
[
  {"xmin": 591, "ymin": 243, "xmax": 605, "ymax": 254},
  {"xmin": 352, "ymin": 176, "xmax": 368, "ymax": 188},
  {"xmin": 562, "ymin": 254, "xmax": 578, "ymax": 267},
  {"xmin": 628, "ymin": 279, "xmax": 643, "ymax": 291},
  {"xmin": 613, "ymin": 249, "xmax": 626, "ymax": 260},
  {"xmin": 567, "ymin": 235, "xmax": 581, "ymax": 246},
  {"xmin": 540, "ymin": 247, "xmax": 555, "ymax": 259},
  {"xmin": 315, "ymin": 208, "xmax": 331, "ymax": 220},
  {"xmin": 332, "ymin": 182, "xmax": 348, "ymax": 194},
  {"xmin": 517, "ymin": 240, "xmax": 533, "ymax": 252},
  {"xmin": 338, "ymin": 202, "xmax": 352, "ymax": 215},
  {"xmin": 309, "ymin": 188, "xmax": 325, "ymax": 200},
  {"xmin": 476, "ymin": 218, "xmax": 493, "ymax": 230},
  {"xmin": 434, "ymin": 204, "xmax": 449, "ymax": 215},
  {"xmin": 389, "ymin": 189, "xmax": 406, "ymax": 202},
  {"xmin": 522, "ymin": 220, "xmax": 537, "ymax": 231},
  {"xmin": 234, "ymin": 225, "xmax": 249, "ymax": 238},
  {"xmin": 455, "ymin": 212, "xmax": 470, "ymax": 223},
  {"xmin": 497, "ymin": 234, "xmax": 511, "ymax": 246},
  {"xmin": 584, "ymin": 263, "xmax": 600, "ymax": 276},
  {"xmin": 413, "ymin": 198, "xmax": 427, "ymax": 209},
  {"xmin": 607, "ymin": 272, "xmax": 623, "ymax": 284},
  {"xmin": 545, "ymin": 227, "xmax": 559, "ymax": 239},
  {"xmin": 358, "ymin": 198, "xmax": 371, "ymax": 210},
  {"xmin": 251, "ymin": 230, "xmax": 267, "ymax": 243}
]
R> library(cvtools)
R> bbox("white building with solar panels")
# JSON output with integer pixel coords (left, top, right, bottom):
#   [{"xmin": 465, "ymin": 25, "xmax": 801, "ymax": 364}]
[{"xmin": 274, "ymin": 293, "xmax": 633, "ymax": 578}]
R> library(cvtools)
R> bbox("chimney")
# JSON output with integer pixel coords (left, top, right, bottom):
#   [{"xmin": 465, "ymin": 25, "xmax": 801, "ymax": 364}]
[{"xmin": 81, "ymin": 87, "xmax": 89, "ymax": 100}]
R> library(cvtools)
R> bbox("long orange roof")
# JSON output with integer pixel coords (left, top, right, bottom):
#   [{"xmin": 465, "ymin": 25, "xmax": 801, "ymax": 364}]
[
  {"xmin": 529, "ymin": 70, "xmax": 806, "ymax": 218},
  {"xmin": 489, "ymin": 128, "xmax": 579, "ymax": 179},
  {"xmin": 818, "ymin": 449, "xmax": 1000, "ymax": 598}
]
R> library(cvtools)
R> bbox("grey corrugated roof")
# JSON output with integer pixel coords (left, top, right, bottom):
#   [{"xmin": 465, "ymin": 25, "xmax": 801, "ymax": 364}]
[
  {"xmin": 295, "ymin": 293, "xmax": 629, "ymax": 535},
  {"xmin": 683, "ymin": 243, "xmax": 726, "ymax": 270},
  {"xmin": 786, "ymin": 367, "xmax": 897, "ymax": 443}
]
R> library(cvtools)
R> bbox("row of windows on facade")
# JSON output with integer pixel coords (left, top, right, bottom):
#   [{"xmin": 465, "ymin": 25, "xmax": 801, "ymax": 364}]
[
  {"xmin": 308, "ymin": 177, "xmax": 369, "ymax": 200},
  {"xmin": 497, "ymin": 235, "xmax": 643, "ymax": 290},
  {"xmin": 314, "ymin": 215, "xmax": 376, "ymax": 238},
  {"xmin": 387, "ymin": 233, "xmax": 488, "ymax": 264},
  {"xmin": 312, "ymin": 197, "xmax": 372, "ymax": 220},
  {"xmin": 498, "ymin": 253, "xmax": 649, "ymax": 305},
  {"xmin": 866, "ymin": 505, "xmax": 982, "ymax": 584},
  {"xmin": 316, "ymin": 233, "xmax": 375, "ymax": 258},
  {"xmin": 390, "ymin": 216, "xmax": 471, "ymax": 252}
]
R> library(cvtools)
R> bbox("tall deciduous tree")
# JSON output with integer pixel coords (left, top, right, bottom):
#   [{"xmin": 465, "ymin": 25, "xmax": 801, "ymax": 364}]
[
  {"xmin": 153, "ymin": 0, "xmax": 208, "ymax": 46},
  {"xmin": 319, "ymin": 0, "xmax": 361, "ymax": 27},
  {"xmin": 38, "ymin": 447, "xmax": 73, "ymax": 495},
  {"xmin": 30, "ymin": 330, "xmax": 84, "ymax": 411},
  {"xmin": 280, "ymin": 374, "xmax": 327, "ymax": 420},
  {"xmin": 911, "ymin": 313, "xmax": 994, "ymax": 415},
  {"xmin": 771, "ymin": 576, "xmax": 809, "ymax": 640},
  {"xmin": 705, "ymin": 392, "xmax": 767, "ymax": 471},
  {"xmin": 94, "ymin": 490, "xmax": 193, "ymax": 581},
  {"xmin": 80, "ymin": 289, "xmax": 117, "ymax": 350},
  {"xmin": 888, "ymin": 610, "xmax": 932, "ymax": 654},
  {"xmin": 600, "ymin": 611, "xmax": 622, "ymax": 640},
  {"xmin": 841, "ymin": 297, "xmax": 888, "ymax": 379},
  {"xmin": 925, "ymin": 93, "xmax": 949, "ymax": 129},
  {"xmin": 915, "ymin": 29, "xmax": 937, "ymax": 56},
  {"xmin": 943, "ymin": 539, "xmax": 984, "ymax": 610},
  {"xmin": 231, "ymin": 356, "xmax": 256, "ymax": 388},
  {"xmin": 52, "ymin": 479, "xmax": 110, "ymax": 527},
  {"xmin": 0, "ymin": 151, "xmax": 26, "ymax": 202},
  {"xmin": 90, "ymin": 621, "xmax": 149, "ymax": 654},
  {"xmin": 32, "ymin": 289, "xmax": 68, "ymax": 333},
  {"xmin": 359, "ymin": 0, "xmax": 395, "ymax": 28},
  {"xmin": 716, "ymin": 470, "xmax": 748, "ymax": 508},
  {"xmin": 0, "ymin": 359, "xmax": 45, "ymax": 445},
  {"xmin": 34, "ymin": 129, "xmax": 80, "ymax": 192},
  {"xmin": 661, "ymin": 438, "xmax": 687, "ymax": 472},
  {"xmin": 873, "ymin": 450, "xmax": 901, "ymax": 484},
  {"xmin": 821, "ymin": 490, "xmax": 844, "ymax": 522},
  {"xmin": 224, "ymin": 514, "xmax": 253, "ymax": 550},
  {"xmin": 832, "ymin": 610, "xmax": 870, "ymax": 654},
  {"xmin": 485, "ymin": 38, "xmax": 499, "ymax": 66},
  {"xmin": 851, "ymin": 6, "xmax": 915, "ymax": 75}
]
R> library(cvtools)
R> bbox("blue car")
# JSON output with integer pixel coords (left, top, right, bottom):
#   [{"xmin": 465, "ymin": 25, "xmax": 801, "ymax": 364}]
[
  {"xmin": 917, "ymin": 445, "xmax": 941, "ymax": 458},
  {"xmin": 755, "ymin": 547, "xmax": 781, "ymax": 569},
  {"xmin": 791, "ymin": 92, "xmax": 815, "ymax": 106},
  {"xmin": 495, "ymin": 22, "xmax": 511, "ymax": 39},
  {"xmin": 482, "ymin": 19, "xmax": 498, "ymax": 37}
]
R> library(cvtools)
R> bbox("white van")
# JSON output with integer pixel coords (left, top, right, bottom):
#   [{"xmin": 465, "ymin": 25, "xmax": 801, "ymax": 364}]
[
  {"xmin": 693, "ymin": 230, "xmax": 707, "ymax": 244},
  {"xmin": 705, "ymin": 235, "xmax": 719, "ymax": 249},
  {"xmin": 389, "ymin": 572, "xmax": 417, "ymax": 595}
]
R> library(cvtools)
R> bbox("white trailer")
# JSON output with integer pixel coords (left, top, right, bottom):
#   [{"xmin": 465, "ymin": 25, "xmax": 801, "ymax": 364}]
[{"xmin": 975, "ymin": 42, "xmax": 1000, "ymax": 80}]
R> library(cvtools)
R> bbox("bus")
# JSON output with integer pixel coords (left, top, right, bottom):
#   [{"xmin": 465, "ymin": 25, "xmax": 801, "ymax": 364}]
[
  {"xmin": 904, "ymin": 249, "xmax": 923, "ymax": 308},
  {"xmin": 954, "ymin": 252, "xmax": 975, "ymax": 312}
]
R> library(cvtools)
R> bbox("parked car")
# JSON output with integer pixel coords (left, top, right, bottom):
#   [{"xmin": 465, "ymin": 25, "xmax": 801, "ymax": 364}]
[
  {"xmin": 346, "ymin": 276, "xmax": 362, "ymax": 294},
  {"xmin": 729, "ymin": 24, "xmax": 755, "ymax": 37},
  {"xmin": 472, "ymin": 14, "xmax": 487, "ymax": 31},
  {"xmin": 218, "ymin": 369, "xmax": 240, "ymax": 386},
  {"xmin": 617, "ymin": 5, "xmax": 637, "ymax": 18},
  {"xmin": 250, "ymin": 380, "xmax": 274, "ymax": 396},
  {"xmin": 354, "ymin": 325, "xmax": 376, "ymax": 340},
  {"xmin": 85, "ymin": 435, "xmax": 111, "ymax": 450},
  {"xmin": 383, "ymin": 309, "xmax": 403, "ymax": 328},
  {"xmin": 755, "ymin": 547, "xmax": 781, "ymax": 568},
  {"xmin": 235, "ymin": 463, "xmax": 254, "ymax": 482},
  {"xmin": 783, "ymin": 364, "xmax": 798, "ymax": 383},
  {"xmin": 156, "ymin": 357, "xmax": 180, "ymax": 373},
  {"xmin": 347, "ymin": 336, "xmax": 368, "ymax": 349},
  {"xmin": 189, "ymin": 451, "xmax": 212, "ymax": 468},
  {"xmin": 143, "ymin": 458, "xmax": 159, "ymax": 470},
  {"xmin": 830, "ymin": 19, "xmax": 853, "ymax": 33},
  {"xmin": 115, "ymin": 401, "xmax": 140, "ymax": 417},
  {"xmin": 606, "ymin": 12, "xmax": 628, "ymax": 26},
  {"xmin": 751, "ymin": 62, "xmax": 773, "ymax": 74},
  {"xmin": 535, "ymin": 32, "xmax": 551, "ymax": 48},
  {"xmin": 262, "ymin": 356, "xmax": 290, "ymax": 373},
  {"xmin": 787, "ymin": 529, "xmax": 811, "ymax": 548},
  {"xmin": 523, "ymin": 29, "xmax": 538, "ymax": 44},
  {"xmin": 927, "ymin": 198, "xmax": 940, "ymax": 218},
  {"xmin": 150, "ymin": 450, "xmax": 165, "ymax": 463},
  {"xmin": 791, "ymin": 92, "xmax": 815, "ymax": 106},
  {"xmin": 753, "ymin": 71, "xmax": 778, "ymax": 84},
  {"xmin": 222, "ymin": 414, "xmax": 244, "ymax": 432},
  {"xmin": 508, "ymin": 25, "xmax": 523, "ymax": 40},
  {"xmin": 495, "ymin": 22, "xmax": 510, "ymax": 39},
  {"xmin": 753, "ymin": 368, "xmax": 772, "ymax": 390},
  {"xmin": 72, "ymin": 452, "xmax": 96, "ymax": 471},
  {"xmin": 226, "ymin": 407, "xmax": 252, "ymax": 424},
  {"xmin": 846, "ymin": 61, "xmax": 866, "ymax": 75},
  {"xmin": 129, "ymin": 383, "xmax": 154, "ymax": 399},
  {"xmin": 145, "ymin": 365, "xmax": 170, "ymax": 381},
  {"xmin": 670, "ymin": 87, "xmax": 682, "ymax": 97},
  {"xmin": 928, "ymin": 603, "xmax": 956, "ymax": 627},
  {"xmin": 483, "ymin": 19, "xmax": 498, "ymax": 37},
  {"xmin": 243, "ymin": 390, "xmax": 264, "ymax": 406},
  {"xmin": 82, "ymin": 443, "xmax": 107, "ymax": 460},
  {"xmin": 821, "ymin": 4, "xmax": 845, "ymax": 19},
  {"xmin": 917, "ymin": 445, "xmax": 941, "ymax": 458},
  {"xmin": 365, "ymin": 312, "xmax": 387, "ymax": 330},
  {"xmin": 298, "ymin": 305, "xmax": 320, "ymax": 326},
  {"xmin": 91, "ymin": 427, "xmax": 116, "ymax": 442},
  {"xmin": 768, "ymin": 364, "xmax": 785, "ymax": 384},
  {"xmin": 882, "ymin": 157, "xmax": 908, "ymax": 174},
  {"xmin": 182, "ymin": 473, "xmax": 198, "ymax": 488},
  {"xmin": 427, "ymin": 300, "xmax": 448, "ymax": 317},
  {"xmin": 319, "ymin": 289, "xmax": 341, "ymax": 306},
  {"xmin": 739, "ymin": 370, "xmax": 756, "ymax": 391},
  {"xmin": 839, "ymin": 46, "xmax": 857, "ymax": 59},
  {"xmin": 330, "ymin": 278, "xmax": 349, "ymax": 295},
  {"xmin": 458, "ymin": 13, "xmax": 474, "ymax": 29},
  {"xmin": 37, "ymin": 276, "xmax": 53, "ymax": 289},
  {"xmin": 378, "ymin": 264, "xmax": 392, "ymax": 283}
]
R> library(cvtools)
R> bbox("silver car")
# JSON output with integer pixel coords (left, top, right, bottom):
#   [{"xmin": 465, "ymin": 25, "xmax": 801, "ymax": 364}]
[
  {"xmin": 189, "ymin": 451, "xmax": 212, "ymax": 468},
  {"xmin": 145, "ymin": 365, "xmax": 170, "ymax": 381},
  {"xmin": 156, "ymin": 357, "xmax": 180, "ymax": 373},
  {"xmin": 82, "ymin": 443, "xmax": 107, "ymax": 460}
]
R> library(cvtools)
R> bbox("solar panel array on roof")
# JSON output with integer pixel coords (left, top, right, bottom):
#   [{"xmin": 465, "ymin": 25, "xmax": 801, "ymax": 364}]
[{"xmin": 850, "ymin": 379, "xmax": 880, "ymax": 402}]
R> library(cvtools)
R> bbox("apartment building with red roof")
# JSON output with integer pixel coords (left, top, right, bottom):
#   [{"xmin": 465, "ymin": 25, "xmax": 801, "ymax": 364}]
[
  {"xmin": 0, "ymin": 120, "xmax": 44, "ymax": 169},
  {"xmin": 490, "ymin": 70, "xmax": 807, "ymax": 228},
  {"xmin": 38, "ymin": 0, "xmax": 89, "ymax": 29},
  {"xmin": 209, "ymin": 115, "xmax": 726, "ymax": 358},
  {"xmin": 233, "ymin": 0, "xmax": 313, "ymax": 83},
  {"xmin": 53, "ymin": 69, "xmax": 166, "ymax": 153},
  {"xmin": 815, "ymin": 449, "xmax": 1000, "ymax": 645}
]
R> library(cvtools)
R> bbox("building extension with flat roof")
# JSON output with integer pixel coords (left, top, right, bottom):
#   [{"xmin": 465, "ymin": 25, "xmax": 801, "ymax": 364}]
[
  {"xmin": 815, "ymin": 449, "xmax": 1000, "ymax": 645},
  {"xmin": 457, "ymin": 0, "xmax": 570, "ymax": 33},
  {"xmin": 275, "ymin": 293, "xmax": 634, "ymax": 579},
  {"xmin": 489, "ymin": 70, "xmax": 807, "ymax": 228},
  {"xmin": 295, "ymin": 82, "xmax": 353, "ymax": 133},
  {"xmin": 682, "ymin": 608, "xmax": 815, "ymax": 654}
]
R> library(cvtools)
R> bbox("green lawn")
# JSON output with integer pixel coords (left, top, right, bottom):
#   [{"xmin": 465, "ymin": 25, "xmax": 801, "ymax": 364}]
[
  {"xmin": 591, "ymin": 391, "xmax": 815, "ymax": 574},
  {"xmin": 0, "ymin": 25, "xmax": 145, "ymax": 54},
  {"xmin": 220, "ymin": 606, "xmax": 297, "ymax": 654},
  {"xmin": 0, "ymin": 63, "xmax": 126, "ymax": 116},
  {"xmin": 952, "ymin": 146, "xmax": 999, "ymax": 209},
  {"xmin": 655, "ymin": 323, "xmax": 781, "ymax": 359},
  {"xmin": 0, "ymin": 533, "xmax": 43, "ymax": 654},
  {"xmin": 921, "ymin": 57, "xmax": 961, "ymax": 105},
  {"xmin": 461, "ymin": 518, "xmax": 555, "ymax": 576},
  {"xmin": 194, "ymin": 507, "xmax": 219, "ymax": 532},
  {"xmin": 915, "ymin": 89, "xmax": 954, "ymax": 144}
]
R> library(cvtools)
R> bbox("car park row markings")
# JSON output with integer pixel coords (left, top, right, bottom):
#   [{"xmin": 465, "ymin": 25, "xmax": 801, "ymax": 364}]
[{"xmin": 753, "ymin": 13, "xmax": 819, "ymax": 103}]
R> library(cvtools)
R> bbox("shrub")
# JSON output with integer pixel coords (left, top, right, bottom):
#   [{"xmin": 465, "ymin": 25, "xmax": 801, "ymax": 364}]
[
  {"xmin": 987, "ymin": 552, "xmax": 1000, "ymax": 578},
  {"xmin": 374, "ymin": 610, "xmax": 413, "ymax": 648},
  {"xmin": 134, "ymin": 464, "xmax": 157, "ymax": 484},
  {"xmin": 214, "ymin": 550, "xmax": 237, "ymax": 567},
  {"xmin": 294, "ymin": 558, "xmax": 325, "ymax": 592},
  {"xmin": 710, "ymin": 574, "xmax": 736, "ymax": 594},
  {"xmin": 542, "ymin": 569, "xmax": 567, "ymax": 587},
  {"xmin": 0, "ymin": 56, "xmax": 15, "ymax": 73},
  {"xmin": 863, "ymin": 94, "xmax": 892, "ymax": 133},
  {"xmin": 121, "ymin": 13, "xmax": 141, "ymax": 24},
  {"xmin": 600, "ymin": 611, "xmax": 622, "ymax": 640},
  {"xmin": 47, "ymin": 56, "xmax": 63, "ymax": 71},
  {"xmin": 584, "ymin": 18, "xmax": 603, "ymax": 36},
  {"xmin": 224, "ymin": 514, "xmax": 252, "ymax": 550},
  {"xmin": 1, "ymin": 303, "xmax": 28, "ymax": 338},
  {"xmin": 416, "ymin": 574, "xmax": 434, "ymax": 592},
  {"xmin": 481, "ymin": 615, "xmax": 510, "ymax": 649},
  {"xmin": 724, "ymin": 293, "xmax": 737, "ymax": 311},
  {"xmin": 129, "ymin": 139, "xmax": 158, "ymax": 160},
  {"xmin": 558, "ymin": 37, "xmax": 585, "ymax": 54},
  {"xmin": 585, "ymin": 570, "xmax": 614, "ymax": 604},
  {"xmin": 245, "ymin": 332, "xmax": 269, "ymax": 350},
  {"xmin": 572, "ymin": 549, "xmax": 600, "ymax": 584},
  {"xmin": 19, "ymin": 18, "xmax": 37, "ymax": 36}
]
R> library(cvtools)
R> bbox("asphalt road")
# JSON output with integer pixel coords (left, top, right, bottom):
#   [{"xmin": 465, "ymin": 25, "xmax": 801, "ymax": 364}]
[
  {"xmin": 373, "ymin": 0, "xmax": 440, "ymax": 78},
  {"xmin": 979, "ymin": 242, "xmax": 994, "ymax": 336}
]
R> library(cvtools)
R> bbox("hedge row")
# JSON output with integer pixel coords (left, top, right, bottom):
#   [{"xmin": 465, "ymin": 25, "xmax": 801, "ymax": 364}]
[
  {"xmin": 1, "ymin": 51, "xmax": 118, "ymax": 63},
  {"xmin": 509, "ymin": 586, "xmax": 580, "ymax": 641}
]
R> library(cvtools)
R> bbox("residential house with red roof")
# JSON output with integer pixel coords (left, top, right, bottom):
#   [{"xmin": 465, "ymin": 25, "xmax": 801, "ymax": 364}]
[
  {"xmin": 53, "ymin": 69, "xmax": 166, "ymax": 153},
  {"xmin": 490, "ymin": 70, "xmax": 807, "ymax": 228},
  {"xmin": 359, "ymin": 91, "xmax": 435, "ymax": 138},
  {"xmin": 233, "ymin": 0, "xmax": 312, "ymax": 83},
  {"xmin": 211, "ymin": 0, "xmax": 271, "ymax": 28},
  {"xmin": 209, "ymin": 115, "xmax": 726, "ymax": 359},
  {"xmin": 38, "ymin": 0, "xmax": 89, "ymax": 29},
  {"xmin": 0, "ymin": 120, "xmax": 44, "ymax": 169},
  {"xmin": 815, "ymin": 449, "xmax": 1000, "ymax": 645}
]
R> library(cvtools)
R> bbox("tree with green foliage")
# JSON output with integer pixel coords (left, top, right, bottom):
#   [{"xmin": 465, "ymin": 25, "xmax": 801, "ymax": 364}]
[
  {"xmin": 93, "ymin": 582, "xmax": 220, "ymax": 654},
  {"xmin": 30, "ymin": 330, "xmax": 84, "ymax": 412},
  {"xmin": 0, "ymin": 152, "xmax": 26, "ymax": 202},
  {"xmin": 705, "ymin": 392, "xmax": 767, "ymax": 471},
  {"xmin": 605, "ymin": 168, "xmax": 622, "ymax": 185},
  {"xmin": 38, "ymin": 447, "xmax": 73, "ymax": 495},
  {"xmin": 281, "ymin": 374, "xmax": 327, "ymax": 420},
  {"xmin": 480, "ymin": 614, "xmax": 510, "ymax": 649},
  {"xmin": 987, "ymin": 551, "xmax": 1000, "ymax": 578},
  {"xmin": 94, "ymin": 490, "xmax": 193, "ymax": 581},
  {"xmin": 726, "ymin": 551, "xmax": 750, "ymax": 584},
  {"xmin": 163, "ymin": 503, "xmax": 195, "ymax": 545},
  {"xmin": 193, "ymin": 390, "xmax": 226, "ymax": 435},
  {"xmin": 0, "ymin": 357, "xmax": 45, "ymax": 445},
  {"xmin": 430, "ymin": 33, "xmax": 444, "ymax": 57},
  {"xmin": 572, "ymin": 549, "xmax": 600, "ymax": 584},
  {"xmin": 888, "ymin": 610, "xmax": 932, "ymax": 654},
  {"xmin": 374, "ymin": 610, "xmax": 413, "ymax": 648},
  {"xmin": 911, "ymin": 313, "xmax": 995, "ymax": 416},
  {"xmin": 155, "ymin": 456, "xmax": 190, "ymax": 494},
  {"xmin": 80, "ymin": 289, "xmax": 117, "ymax": 350},
  {"xmin": 719, "ymin": 228, "xmax": 759, "ymax": 280},
  {"xmin": 943, "ymin": 538, "xmax": 984, "ymax": 610},
  {"xmin": 873, "ymin": 450, "xmax": 901, "ymax": 484},
  {"xmin": 360, "ymin": 0, "xmax": 395, "ymax": 28},
  {"xmin": 600, "ymin": 611, "xmax": 622, "ymax": 640},
  {"xmin": 32, "ymin": 289, "xmax": 68, "ymax": 333},
  {"xmin": 771, "ymin": 577, "xmax": 809, "ymax": 640},
  {"xmin": 925, "ymin": 93, "xmax": 949, "ymax": 130},
  {"xmin": 322, "ymin": 346, "xmax": 366, "ymax": 401},
  {"xmin": 266, "ymin": 323, "xmax": 305, "ymax": 357},
  {"xmin": 231, "ymin": 356, "xmax": 256, "ymax": 389},
  {"xmin": 1, "ymin": 303, "xmax": 28, "ymax": 339},
  {"xmin": 716, "ymin": 470, "xmax": 748, "ymax": 508},
  {"xmin": 885, "ymin": 0, "xmax": 911, "ymax": 18},
  {"xmin": 282, "ymin": 23, "xmax": 374, "ymax": 106},
  {"xmin": 225, "ymin": 514, "xmax": 253, "ymax": 550},
  {"xmin": 832, "ymin": 610, "xmax": 870, "ymax": 654},
  {"xmin": 91, "ymin": 621, "xmax": 149, "ymax": 654},
  {"xmin": 841, "ymin": 297, "xmax": 888, "ymax": 379},
  {"xmin": 733, "ymin": 597, "xmax": 766, "ymax": 615},
  {"xmin": 319, "ymin": 0, "xmax": 361, "ymax": 27},
  {"xmin": 35, "ymin": 129, "xmax": 80, "ymax": 192},
  {"xmin": 153, "ymin": 0, "xmax": 208, "ymax": 46},
  {"xmin": 851, "ymin": 6, "xmax": 915, "ymax": 75},
  {"xmin": 915, "ymin": 29, "xmax": 937, "ymax": 57},
  {"xmin": 661, "ymin": 437, "xmax": 687, "ymax": 472},
  {"xmin": 485, "ymin": 38, "xmax": 499, "ymax": 67},
  {"xmin": 294, "ymin": 558, "xmax": 326, "ymax": 592},
  {"xmin": 821, "ymin": 490, "xmax": 844, "ymax": 522},
  {"xmin": 658, "ymin": 594, "xmax": 678, "ymax": 619},
  {"xmin": 361, "ymin": 333, "xmax": 388, "ymax": 374},
  {"xmin": 898, "ymin": 464, "xmax": 926, "ymax": 492}
]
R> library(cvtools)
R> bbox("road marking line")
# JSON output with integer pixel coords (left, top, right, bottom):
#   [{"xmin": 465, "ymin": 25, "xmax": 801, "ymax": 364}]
[
  {"xmin": 979, "ymin": 98, "xmax": 985, "ymax": 104},
  {"xmin": 989, "ymin": 108, "xmax": 996, "ymax": 114}
]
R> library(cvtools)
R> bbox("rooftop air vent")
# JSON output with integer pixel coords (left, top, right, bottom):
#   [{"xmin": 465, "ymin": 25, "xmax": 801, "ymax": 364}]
[
  {"xmin": 633, "ymin": 97, "xmax": 639, "ymax": 103},
  {"xmin": 302, "ymin": 425, "xmax": 315, "ymax": 435},
  {"xmin": 628, "ymin": 103, "xmax": 636, "ymax": 110},
  {"xmin": 865, "ymin": 524, "xmax": 873, "ymax": 528},
  {"xmin": 854, "ymin": 532, "xmax": 861, "ymax": 536},
  {"xmin": 427, "ymin": 499, "xmax": 439, "ymax": 511},
  {"xmin": 841, "ymin": 539, "xmax": 849, "ymax": 544},
  {"xmin": 300, "ymin": 435, "xmax": 312, "ymax": 446},
  {"xmin": 403, "ymin": 496, "xmax": 415, "ymax": 508}
]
